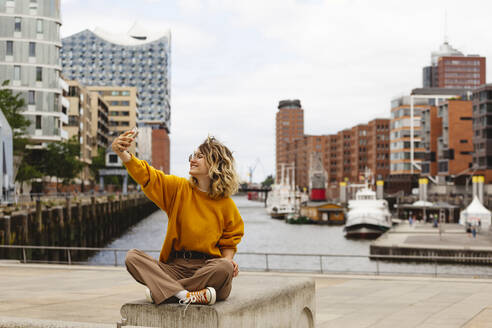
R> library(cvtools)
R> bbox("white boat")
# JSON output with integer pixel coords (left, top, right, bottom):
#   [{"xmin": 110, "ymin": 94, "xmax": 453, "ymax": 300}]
[
  {"xmin": 266, "ymin": 183, "xmax": 296, "ymax": 219},
  {"xmin": 266, "ymin": 163, "xmax": 307, "ymax": 219},
  {"xmin": 343, "ymin": 187, "xmax": 392, "ymax": 238}
]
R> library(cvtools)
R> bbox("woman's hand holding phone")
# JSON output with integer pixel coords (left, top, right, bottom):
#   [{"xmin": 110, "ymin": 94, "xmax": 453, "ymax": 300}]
[{"xmin": 111, "ymin": 129, "xmax": 138, "ymax": 163}]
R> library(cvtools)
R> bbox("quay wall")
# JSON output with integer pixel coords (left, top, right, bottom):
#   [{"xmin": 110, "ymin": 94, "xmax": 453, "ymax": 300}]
[
  {"xmin": 370, "ymin": 244, "xmax": 492, "ymax": 265},
  {"xmin": 0, "ymin": 193, "xmax": 158, "ymax": 263}
]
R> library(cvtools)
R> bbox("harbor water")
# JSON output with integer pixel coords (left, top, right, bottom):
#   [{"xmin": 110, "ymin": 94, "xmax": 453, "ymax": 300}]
[{"xmin": 89, "ymin": 196, "xmax": 492, "ymax": 277}]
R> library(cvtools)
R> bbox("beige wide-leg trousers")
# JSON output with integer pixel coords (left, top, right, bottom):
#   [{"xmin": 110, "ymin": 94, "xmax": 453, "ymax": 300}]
[{"xmin": 125, "ymin": 249, "xmax": 234, "ymax": 304}]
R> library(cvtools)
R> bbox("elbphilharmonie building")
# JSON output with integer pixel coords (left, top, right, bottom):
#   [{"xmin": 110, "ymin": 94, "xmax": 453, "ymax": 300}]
[{"xmin": 60, "ymin": 23, "xmax": 171, "ymax": 131}]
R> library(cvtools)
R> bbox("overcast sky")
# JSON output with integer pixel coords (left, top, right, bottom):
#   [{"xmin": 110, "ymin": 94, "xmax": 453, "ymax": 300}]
[{"xmin": 60, "ymin": 0, "xmax": 492, "ymax": 183}]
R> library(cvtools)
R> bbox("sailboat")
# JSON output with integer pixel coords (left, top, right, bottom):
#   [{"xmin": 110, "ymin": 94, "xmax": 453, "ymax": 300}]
[{"xmin": 266, "ymin": 163, "xmax": 298, "ymax": 219}]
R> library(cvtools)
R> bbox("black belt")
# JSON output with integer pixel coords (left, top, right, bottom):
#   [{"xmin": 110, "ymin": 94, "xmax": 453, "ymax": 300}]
[{"xmin": 171, "ymin": 250, "xmax": 213, "ymax": 260}]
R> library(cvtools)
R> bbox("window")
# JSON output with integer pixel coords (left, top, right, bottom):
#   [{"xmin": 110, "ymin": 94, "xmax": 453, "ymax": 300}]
[
  {"xmin": 460, "ymin": 117, "xmax": 472, "ymax": 121},
  {"xmin": 36, "ymin": 19, "xmax": 43, "ymax": 33},
  {"xmin": 121, "ymin": 101, "xmax": 129, "ymax": 106},
  {"xmin": 14, "ymin": 17, "xmax": 21, "ymax": 32},
  {"xmin": 28, "ymin": 91, "xmax": 35, "ymax": 105},
  {"xmin": 35, "ymin": 115, "xmax": 41, "ymax": 129},
  {"xmin": 29, "ymin": 42, "xmax": 36, "ymax": 56},
  {"xmin": 6, "ymin": 41, "xmax": 13, "ymax": 56},
  {"xmin": 460, "ymin": 139, "xmax": 468, "ymax": 144},
  {"xmin": 121, "ymin": 91, "xmax": 130, "ymax": 96},
  {"xmin": 14, "ymin": 65, "xmax": 20, "ymax": 80},
  {"xmin": 111, "ymin": 91, "xmax": 120, "ymax": 96},
  {"xmin": 36, "ymin": 67, "xmax": 42, "ymax": 81},
  {"xmin": 109, "ymin": 154, "xmax": 118, "ymax": 163}
]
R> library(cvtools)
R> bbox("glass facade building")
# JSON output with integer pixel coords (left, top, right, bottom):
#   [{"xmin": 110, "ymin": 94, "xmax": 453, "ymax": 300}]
[
  {"xmin": 0, "ymin": 0, "xmax": 68, "ymax": 143},
  {"xmin": 60, "ymin": 24, "xmax": 171, "ymax": 132}
]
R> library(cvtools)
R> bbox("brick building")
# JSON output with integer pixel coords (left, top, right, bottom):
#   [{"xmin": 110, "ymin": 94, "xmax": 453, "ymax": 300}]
[
  {"xmin": 436, "ymin": 99, "xmax": 474, "ymax": 179},
  {"xmin": 421, "ymin": 106, "xmax": 441, "ymax": 176},
  {"xmin": 276, "ymin": 100, "xmax": 304, "ymax": 183},
  {"xmin": 367, "ymin": 119, "xmax": 390, "ymax": 180},
  {"xmin": 423, "ymin": 41, "xmax": 486, "ymax": 89},
  {"xmin": 276, "ymin": 101, "xmax": 390, "ymax": 198}
]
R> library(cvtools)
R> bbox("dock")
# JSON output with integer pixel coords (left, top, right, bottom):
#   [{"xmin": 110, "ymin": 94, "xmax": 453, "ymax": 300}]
[
  {"xmin": 370, "ymin": 222, "xmax": 492, "ymax": 264},
  {"xmin": 1, "ymin": 261, "xmax": 492, "ymax": 327}
]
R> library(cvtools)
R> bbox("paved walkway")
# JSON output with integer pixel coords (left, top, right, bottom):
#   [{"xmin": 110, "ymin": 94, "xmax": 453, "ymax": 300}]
[
  {"xmin": 0, "ymin": 262, "xmax": 491, "ymax": 327},
  {"xmin": 373, "ymin": 222, "xmax": 492, "ymax": 250}
]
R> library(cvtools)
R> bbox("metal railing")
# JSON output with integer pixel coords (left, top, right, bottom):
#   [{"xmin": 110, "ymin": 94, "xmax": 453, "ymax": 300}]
[{"xmin": 1, "ymin": 245, "xmax": 492, "ymax": 278}]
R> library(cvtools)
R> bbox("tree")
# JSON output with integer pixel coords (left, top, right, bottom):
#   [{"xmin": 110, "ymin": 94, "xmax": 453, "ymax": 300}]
[
  {"xmin": 16, "ymin": 160, "xmax": 42, "ymax": 194},
  {"xmin": 43, "ymin": 136, "xmax": 84, "ymax": 192},
  {"xmin": 89, "ymin": 147, "xmax": 105, "ymax": 187},
  {"xmin": 0, "ymin": 80, "xmax": 31, "ymax": 155},
  {"xmin": 262, "ymin": 174, "xmax": 275, "ymax": 188}
]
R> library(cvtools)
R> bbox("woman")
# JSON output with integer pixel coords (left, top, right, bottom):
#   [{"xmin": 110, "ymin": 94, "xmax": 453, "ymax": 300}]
[{"xmin": 112, "ymin": 130, "xmax": 244, "ymax": 306}]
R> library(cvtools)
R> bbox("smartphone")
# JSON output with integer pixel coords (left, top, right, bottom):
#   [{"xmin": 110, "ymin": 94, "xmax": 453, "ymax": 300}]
[{"xmin": 131, "ymin": 127, "xmax": 139, "ymax": 138}]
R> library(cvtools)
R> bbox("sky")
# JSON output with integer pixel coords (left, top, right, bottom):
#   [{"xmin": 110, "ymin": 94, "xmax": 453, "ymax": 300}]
[{"xmin": 59, "ymin": 0, "xmax": 492, "ymax": 183}]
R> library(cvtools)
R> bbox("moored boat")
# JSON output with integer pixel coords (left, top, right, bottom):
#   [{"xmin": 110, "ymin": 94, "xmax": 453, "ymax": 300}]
[{"xmin": 344, "ymin": 188, "xmax": 391, "ymax": 239}]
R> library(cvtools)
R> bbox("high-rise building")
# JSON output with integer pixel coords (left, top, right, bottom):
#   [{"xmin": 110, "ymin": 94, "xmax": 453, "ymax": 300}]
[
  {"xmin": 0, "ymin": 0, "xmax": 68, "ymax": 144},
  {"xmin": 61, "ymin": 23, "xmax": 171, "ymax": 170},
  {"xmin": 422, "ymin": 41, "xmax": 485, "ymax": 89},
  {"xmin": 276, "ymin": 99, "xmax": 304, "ymax": 182}
]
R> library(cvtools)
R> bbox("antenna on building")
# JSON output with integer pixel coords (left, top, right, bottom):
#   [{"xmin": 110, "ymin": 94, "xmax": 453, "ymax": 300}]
[{"xmin": 444, "ymin": 10, "xmax": 448, "ymax": 43}]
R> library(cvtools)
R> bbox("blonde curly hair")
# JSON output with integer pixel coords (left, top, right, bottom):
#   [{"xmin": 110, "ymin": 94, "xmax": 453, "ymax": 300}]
[{"xmin": 189, "ymin": 136, "xmax": 239, "ymax": 199}]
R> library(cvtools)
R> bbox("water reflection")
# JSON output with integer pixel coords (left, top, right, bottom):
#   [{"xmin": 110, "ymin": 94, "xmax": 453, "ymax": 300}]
[{"xmin": 89, "ymin": 196, "xmax": 492, "ymax": 277}]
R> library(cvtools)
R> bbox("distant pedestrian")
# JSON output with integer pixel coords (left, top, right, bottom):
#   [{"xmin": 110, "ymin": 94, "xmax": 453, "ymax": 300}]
[
  {"xmin": 472, "ymin": 225, "xmax": 477, "ymax": 239},
  {"xmin": 433, "ymin": 215, "xmax": 438, "ymax": 228}
]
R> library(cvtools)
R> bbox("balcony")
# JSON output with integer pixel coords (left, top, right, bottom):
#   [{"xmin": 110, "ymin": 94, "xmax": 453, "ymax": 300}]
[
  {"xmin": 59, "ymin": 78, "xmax": 69, "ymax": 92},
  {"xmin": 442, "ymin": 149, "xmax": 455, "ymax": 160},
  {"xmin": 61, "ymin": 96, "xmax": 70, "ymax": 111}
]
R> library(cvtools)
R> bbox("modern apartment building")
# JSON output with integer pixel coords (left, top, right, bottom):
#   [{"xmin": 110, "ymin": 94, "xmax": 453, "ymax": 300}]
[
  {"xmin": 86, "ymin": 86, "xmax": 138, "ymax": 136},
  {"xmin": 423, "ymin": 41, "xmax": 485, "ymax": 89},
  {"xmin": 64, "ymin": 79, "xmax": 111, "ymax": 187},
  {"xmin": 389, "ymin": 96, "xmax": 428, "ymax": 175},
  {"xmin": 436, "ymin": 99, "xmax": 473, "ymax": 178},
  {"xmin": 472, "ymin": 85, "xmax": 492, "ymax": 182},
  {"xmin": 0, "ymin": 0, "xmax": 68, "ymax": 144},
  {"xmin": 65, "ymin": 80, "xmax": 110, "ymax": 158},
  {"xmin": 276, "ymin": 99, "xmax": 304, "ymax": 182},
  {"xmin": 61, "ymin": 23, "xmax": 171, "ymax": 171},
  {"xmin": 420, "ymin": 106, "xmax": 441, "ymax": 176}
]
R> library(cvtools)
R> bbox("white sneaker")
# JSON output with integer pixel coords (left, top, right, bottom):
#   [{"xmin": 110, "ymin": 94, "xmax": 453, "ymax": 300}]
[{"xmin": 144, "ymin": 287, "xmax": 154, "ymax": 304}]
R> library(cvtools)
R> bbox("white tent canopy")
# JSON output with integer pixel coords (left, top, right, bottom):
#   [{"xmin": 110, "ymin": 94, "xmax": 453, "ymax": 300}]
[{"xmin": 459, "ymin": 196, "xmax": 491, "ymax": 229}]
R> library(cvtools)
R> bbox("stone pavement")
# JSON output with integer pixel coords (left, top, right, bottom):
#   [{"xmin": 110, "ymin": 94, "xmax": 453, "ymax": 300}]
[
  {"xmin": 0, "ymin": 261, "xmax": 491, "ymax": 328},
  {"xmin": 372, "ymin": 222, "xmax": 492, "ymax": 250}
]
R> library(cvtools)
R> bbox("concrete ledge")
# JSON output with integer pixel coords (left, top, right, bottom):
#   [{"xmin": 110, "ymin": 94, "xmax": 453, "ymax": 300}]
[
  {"xmin": 0, "ymin": 316, "xmax": 115, "ymax": 328},
  {"xmin": 120, "ymin": 275, "xmax": 315, "ymax": 328}
]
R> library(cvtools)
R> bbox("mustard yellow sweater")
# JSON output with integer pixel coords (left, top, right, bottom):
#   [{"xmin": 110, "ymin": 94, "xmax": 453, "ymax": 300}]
[{"xmin": 124, "ymin": 155, "xmax": 244, "ymax": 263}]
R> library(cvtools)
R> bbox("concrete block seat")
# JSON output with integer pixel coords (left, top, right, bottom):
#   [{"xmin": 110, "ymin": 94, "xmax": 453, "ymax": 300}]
[{"xmin": 119, "ymin": 274, "xmax": 315, "ymax": 328}]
